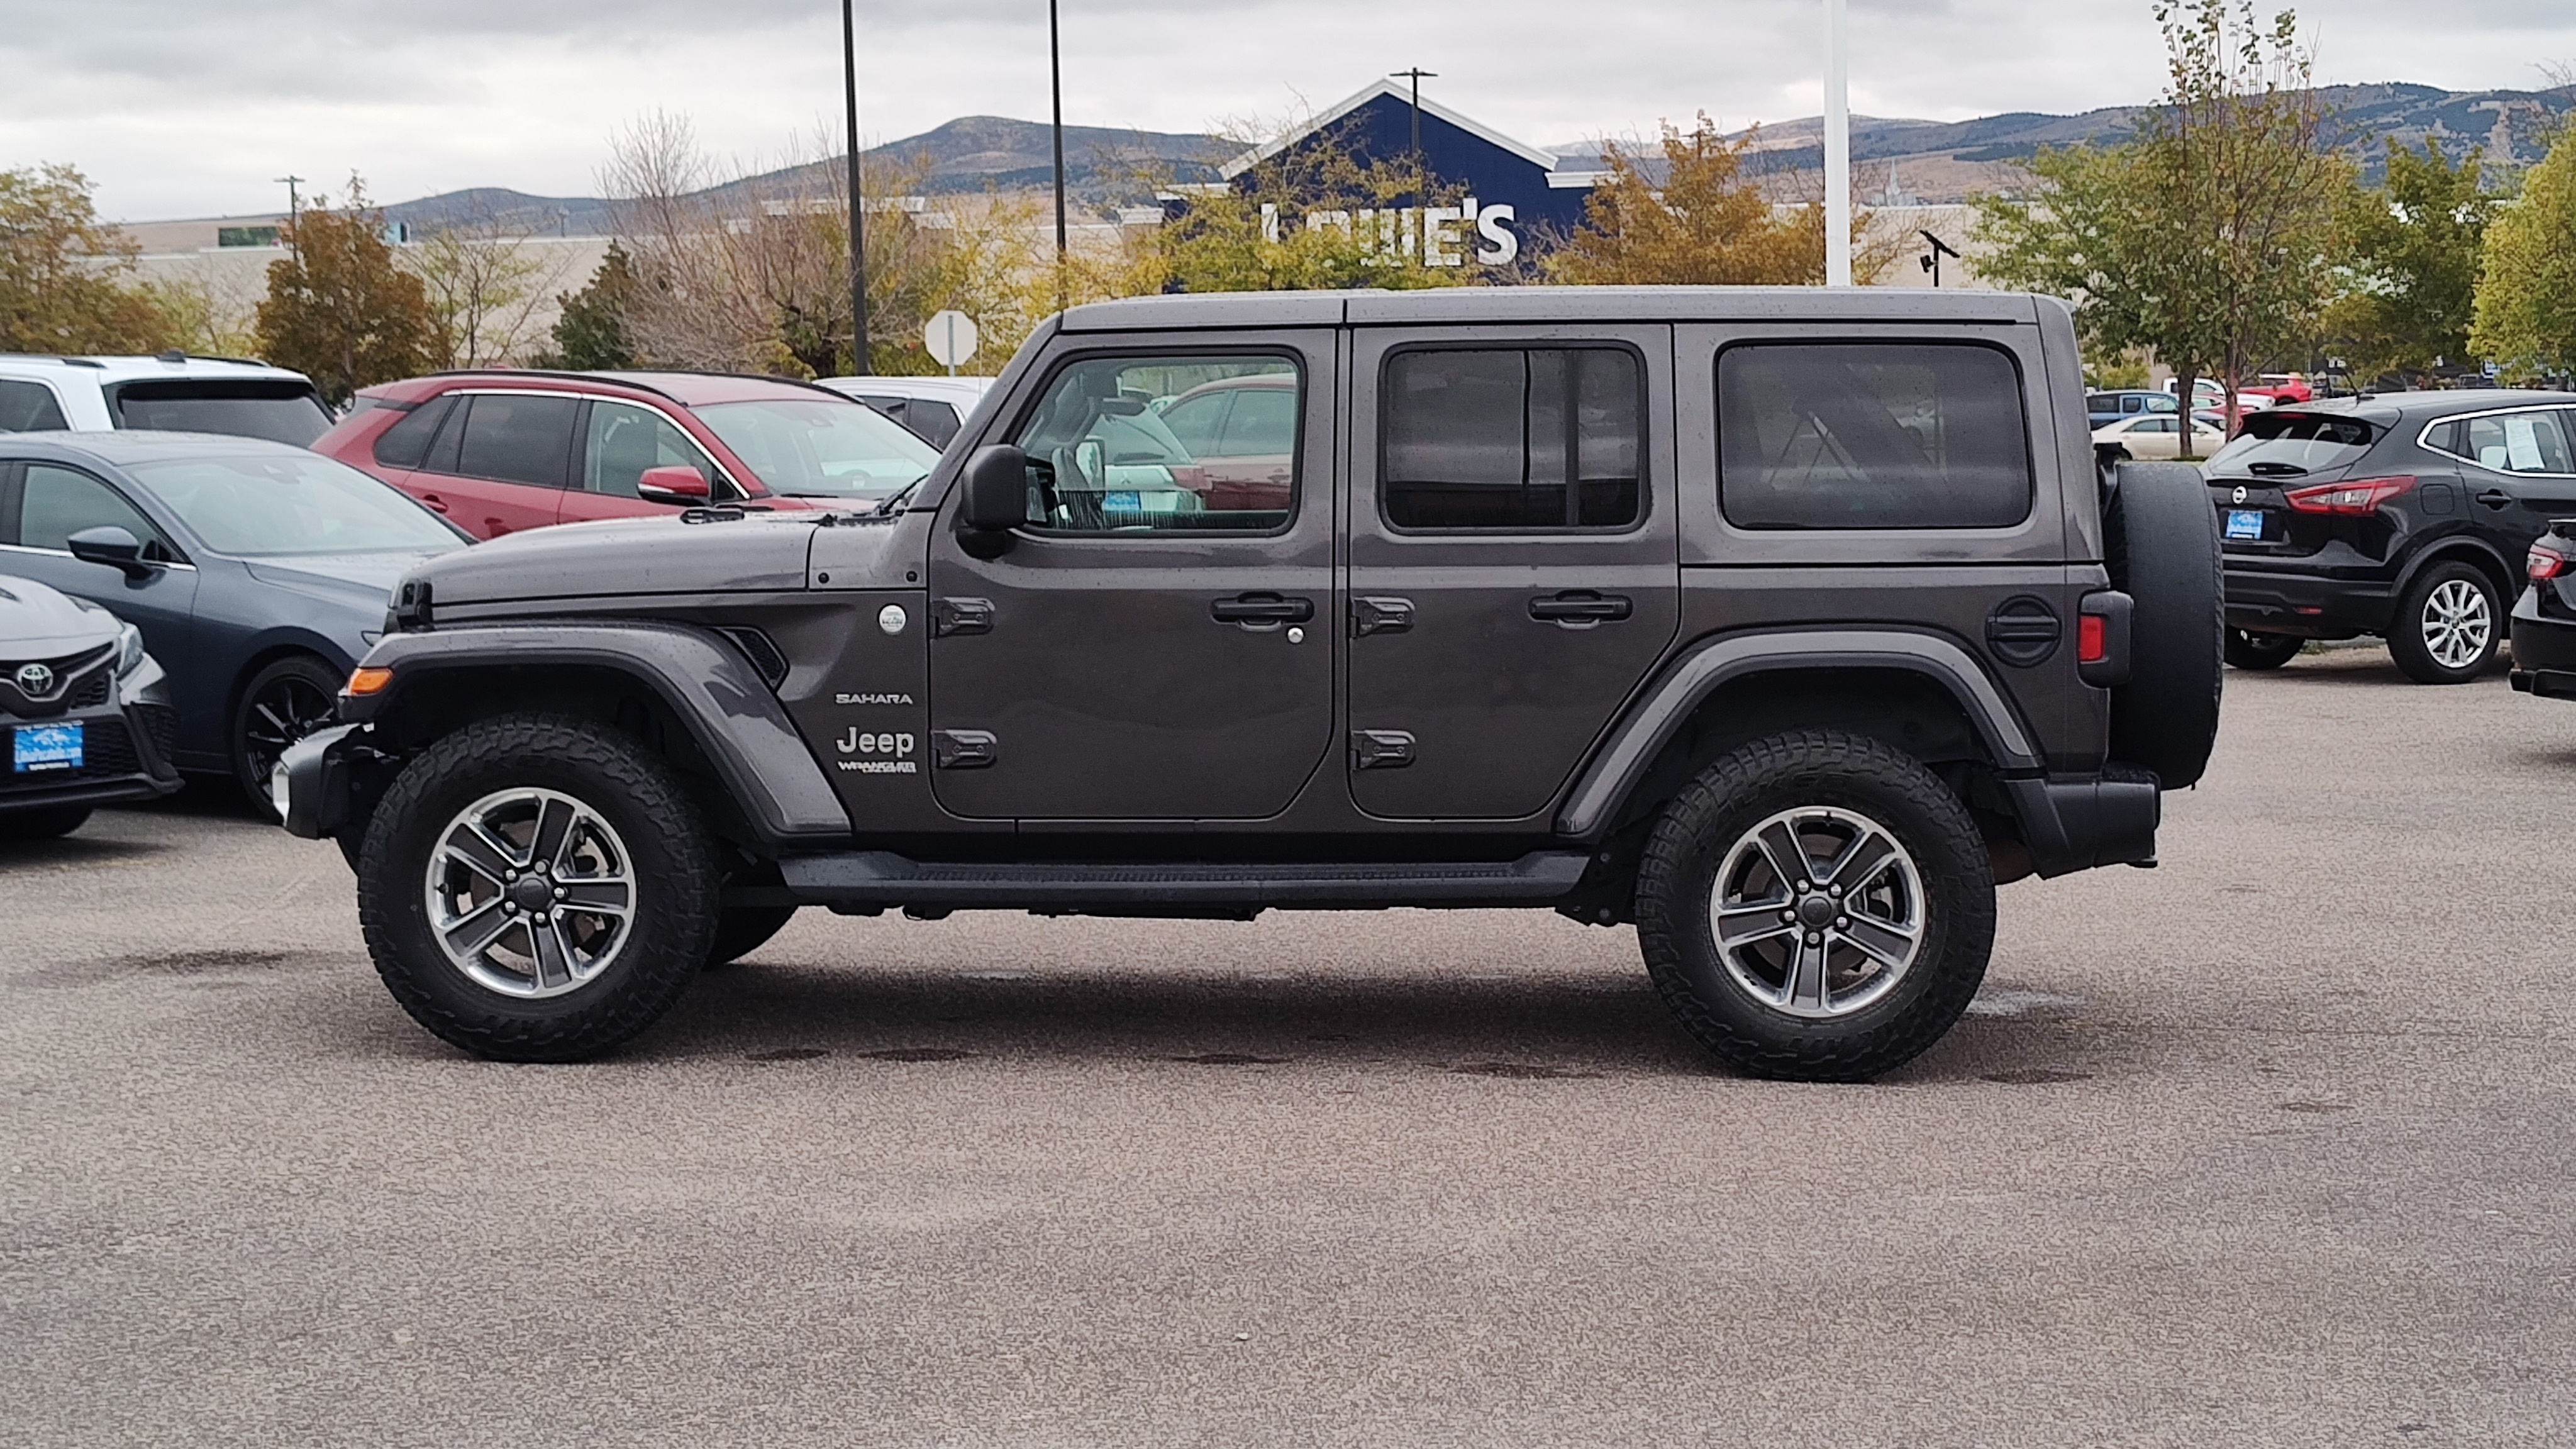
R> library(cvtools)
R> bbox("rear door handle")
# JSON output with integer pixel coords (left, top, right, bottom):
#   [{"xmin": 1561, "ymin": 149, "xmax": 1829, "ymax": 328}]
[
  {"xmin": 1529, "ymin": 591, "xmax": 1633, "ymax": 625},
  {"xmin": 1351, "ymin": 596, "xmax": 1414, "ymax": 636},
  {"xmin": 1211, "ymin": 592, "xmax": 1314, "ymax": 626},
  {"xmin": 419, "ymin": 493, "xmax": 449, "ymax": 514},
  {"xmin": 2477, "ymin": 488, "xmax": 2513, "ymax": 509}
]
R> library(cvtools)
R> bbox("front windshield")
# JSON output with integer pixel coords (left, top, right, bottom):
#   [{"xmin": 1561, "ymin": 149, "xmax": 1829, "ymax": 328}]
[
  {"xmin": 692, "ymin": 396, "xmax": 940, "ymax": 499},
  {"xmin": 2205, "ymin": 411, "xmax": 2379, "ymax": 477},
  {"xmin": 126, "ymin": 453, "xmax": 463, "ymax": 556}
]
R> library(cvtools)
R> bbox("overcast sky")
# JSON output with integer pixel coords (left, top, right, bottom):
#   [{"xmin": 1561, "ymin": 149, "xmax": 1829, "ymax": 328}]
[{"xmin": 9, "ymin": 0, "xmax": 2572, "ymax": 221}]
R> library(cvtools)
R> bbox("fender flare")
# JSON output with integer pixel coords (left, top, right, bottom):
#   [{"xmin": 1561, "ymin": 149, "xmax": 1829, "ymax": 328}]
[
  {"xmin": 1556, "ymin": 628, "xmax": 2042, "ymax": 841},
  {"xmin": 339, "ymin": 621, "xmax": 850, "ymax": 846},
  {"xmin": 2392, "ymin": 533, "xmax": 2518, "ymax": 608}
]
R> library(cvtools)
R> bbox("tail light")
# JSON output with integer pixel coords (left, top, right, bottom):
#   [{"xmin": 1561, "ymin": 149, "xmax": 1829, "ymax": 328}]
[
  {"xmin": 2284, "ymin": 475, "xmax": 2415, "ymax": 514},
  {"xmin": 2533, "ymin": 543, "xmax": 2575, "ymax": 582}
]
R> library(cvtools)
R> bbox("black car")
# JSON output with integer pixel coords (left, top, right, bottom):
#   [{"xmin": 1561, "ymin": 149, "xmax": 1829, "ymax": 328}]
[
  {"xmin": 0, "ymin": 432, "xmax": 467, "ymax": 809},
  {"xmin": 2510, "ymin": 521, "xmax": 2576, "ymax": 701},
  {"xmin": 2205, "ymin": 391, "xmax": 2576, "ymax": 683},
  {"xmin": 1, "ymin": 572, "xmax": 180, "ymax": 838}
]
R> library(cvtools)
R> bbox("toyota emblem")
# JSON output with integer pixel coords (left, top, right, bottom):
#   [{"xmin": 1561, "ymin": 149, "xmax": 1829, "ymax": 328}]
[
  {"xmin": 2232, "ymin": 485, "xmax": 2248, "ymax": 504},
  {"xmin": 14, "ymin": 662, "xmax": 55, "ymax": 696}
]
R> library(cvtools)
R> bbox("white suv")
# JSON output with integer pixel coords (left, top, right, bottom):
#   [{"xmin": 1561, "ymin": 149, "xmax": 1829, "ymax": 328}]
[{"xmin": 0, "ymin": 353, "xmax": 334, "ymax": 446}]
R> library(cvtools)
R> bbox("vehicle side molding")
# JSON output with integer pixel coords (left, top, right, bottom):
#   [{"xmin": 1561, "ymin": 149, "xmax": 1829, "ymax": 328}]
[
  {"xmin": 343, "ymin": 623, "xmax": 851, "ymax": 845},
  {"xmin": 1556, "ymin": 628, "xmax": 2043, "ymax": 840}
]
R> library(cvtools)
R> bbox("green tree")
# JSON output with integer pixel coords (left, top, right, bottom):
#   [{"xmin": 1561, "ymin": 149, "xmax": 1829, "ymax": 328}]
[
  {"xmin": 1550, "ymin": 116, "xmax": 1826, "ymax": 286},
  {"xmin": 0, "ymin": 163, "xmax": 182, "ymax": 353},
  {"xmin": 253, "ymin": 180, "xmax": 436, "ymax": 404},
  {"xmin": 2323, "ymin": 140, "xmax": 2496, "ymax": 385},
  {"xmin": 536, "ymin": 242, "xmax": 639, "ymax": 370},
  {"xmin": 2471, "ymin": 127, "xmax": 2576, "ymax": 380}
]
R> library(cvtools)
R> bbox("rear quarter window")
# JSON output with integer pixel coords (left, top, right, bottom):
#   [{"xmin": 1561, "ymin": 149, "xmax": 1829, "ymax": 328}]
[{"xmin": 1717, "ymin": 341, "xmax": 2032, "ymax": 530}]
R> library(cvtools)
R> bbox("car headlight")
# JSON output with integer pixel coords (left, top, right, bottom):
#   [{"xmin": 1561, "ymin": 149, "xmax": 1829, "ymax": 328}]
[{"xmin": 115, "ymin": 621, "xmax": 146, "ymax": 677}]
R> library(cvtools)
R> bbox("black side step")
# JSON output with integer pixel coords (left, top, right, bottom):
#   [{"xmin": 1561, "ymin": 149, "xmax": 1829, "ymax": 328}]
[{"xmin": 755, "ymin": 850, "xmax": 1591, "ymax": 911}]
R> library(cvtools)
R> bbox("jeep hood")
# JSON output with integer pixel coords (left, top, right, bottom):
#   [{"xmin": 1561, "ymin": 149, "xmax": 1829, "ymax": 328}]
[{"xmin": 398, "ymin": 511, "xmax": 909, "ymax": 608}]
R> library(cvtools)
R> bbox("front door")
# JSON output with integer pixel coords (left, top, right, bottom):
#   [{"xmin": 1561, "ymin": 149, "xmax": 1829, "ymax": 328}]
[
  {"xmin": 0, "ymin": 460, "xmax": 203, "ymax": 743},
  {"xmin": 926, "ymin": 336, "xmax": 1337, "ymax": 821},
  {"xmin": 1345, "ymin": 326, "xmax": 1680, "ymax": 819}
]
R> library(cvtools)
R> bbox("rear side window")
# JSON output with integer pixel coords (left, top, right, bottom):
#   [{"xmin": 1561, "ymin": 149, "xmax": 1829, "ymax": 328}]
[
  {"xmin": 111, "ymin": 380, "xmax": 333, "ymax": 447},
  {"xmin": 1382, "ymin": 348, "xmax": 1643, "ymax": 531},
  {"xmin": 371, "ymin": 396, "xmax": 455, "ymax": 469},
  {"xmin": 0, "ymin": 379, "xmax": 69, "ymax": 432},
  {"xmin": 2423, "ymin": 410, "xmax": 2576, "ymax": 475},
  {"xmin": 1718, "ymin": 343, "xmax": 2031, "ymax": 530},
  {"xmin": 454, "ymin": 394, "xmax": 577, "ymax": 487}
]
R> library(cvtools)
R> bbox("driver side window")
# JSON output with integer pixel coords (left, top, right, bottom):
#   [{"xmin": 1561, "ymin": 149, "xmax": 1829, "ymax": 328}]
[{"xmin": 1011, "ymin": 355, "xmax": 1300, "ymax": 534}]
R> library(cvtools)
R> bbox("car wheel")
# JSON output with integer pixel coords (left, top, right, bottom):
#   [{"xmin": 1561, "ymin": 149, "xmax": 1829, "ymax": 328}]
[
  {"xmin": 232, "ymin": 655, "xmax": 343, "ymax": 816},
  {"xmin": 706, "ymin": 906, "xmax": 797, "ymax": 968},
  {"xmin": 357, "ymin": 713, "xmax": 720, "ymax": 1062},
  {"xmin": 2223, "ymin": 628, "xmax": 2304, "ymax": 670},
  {"xmin": 2106, "ymin": 462, "xmax": 2224, "ymax": 787},
  {"xmin": 0, "ymin": 805, "xmax": 92, "ymax": 841},
  {"xmin": 2388, "ymin": 562, "xmax": 2499, "ymax": 685},
  {"xmin": 1633, "ymin": 730, "xmax": 1996, "ymax": 1082}
]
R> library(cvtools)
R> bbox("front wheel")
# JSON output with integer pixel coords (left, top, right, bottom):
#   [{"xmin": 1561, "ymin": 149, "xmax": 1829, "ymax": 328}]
[
  {"xmin": 2224, "ymin": 628, "xmax": 2304, "ymax": 670},
  {"xmin": 357, "ymin": 713, "xmax": 721, "ymax": 1062},
  {"xmin": 233, "ymin": 655, "xmax": 343, "ymax": 816},
  {"xmin": 2387, "ymin": 562, "xmax": 2499, "ymax": 684},
  {"xmin": 1633, "ymin": 730, "xmax": 1996, "ymax": 1082}
]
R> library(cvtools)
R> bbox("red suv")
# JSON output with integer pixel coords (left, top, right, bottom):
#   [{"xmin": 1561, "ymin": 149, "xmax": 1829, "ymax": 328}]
[{"xmin": 314, "ymin": 370, "xmax": 943, "ymax": 539}]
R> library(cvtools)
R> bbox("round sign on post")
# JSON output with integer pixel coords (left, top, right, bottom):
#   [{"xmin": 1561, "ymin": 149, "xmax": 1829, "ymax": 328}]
[{"xmin": 923, "ymin": 310, "xmax": 979, "ymax": 374}]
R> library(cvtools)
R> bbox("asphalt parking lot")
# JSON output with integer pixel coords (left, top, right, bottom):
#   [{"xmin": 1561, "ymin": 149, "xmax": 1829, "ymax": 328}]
[{"xmin": 6, "ymin": 647, "xmax": 2573, "ymax": 1447}]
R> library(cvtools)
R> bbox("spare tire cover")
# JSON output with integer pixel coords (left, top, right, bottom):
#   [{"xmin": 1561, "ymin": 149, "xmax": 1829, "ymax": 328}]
[{"xmin": 2105, "ymin": 461, "xmax": 2223, "ymax": 788}]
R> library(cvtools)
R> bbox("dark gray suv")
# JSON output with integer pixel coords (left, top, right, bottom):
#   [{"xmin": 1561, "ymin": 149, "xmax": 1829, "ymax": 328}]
[{"xmin": 282, "ymin": 288, "xmax": 2223, "ymax": 1081}]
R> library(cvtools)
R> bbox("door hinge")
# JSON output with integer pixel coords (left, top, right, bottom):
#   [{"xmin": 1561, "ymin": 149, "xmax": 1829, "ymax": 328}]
[
  {"xmin": 1351, "ymin": 596, "xmax": 1414, "ymax": 636},
  {"xmin": 933, "ymin": 597, "xmax": 994, "ymax": 636},
  {"xmin": 1350, "ymin": 730, "xmax": 1416, "ymax": 770},
  {"xmin": 932, "ymin": 729, "xmax": 997, "ymax": 769}
]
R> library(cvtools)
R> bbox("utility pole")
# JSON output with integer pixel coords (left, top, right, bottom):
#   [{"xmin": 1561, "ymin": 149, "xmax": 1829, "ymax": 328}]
[
  {"xmin": 1822, "ymin": 0, "xmax": 1851, "ymax": 286},
  {"xmin": 842, "ymin": 0, "xmax": 870, "ymax": 375},
  {"xmin": 1050, "ymin": 0, "xmax": 1069, "ymax": 309},
  {"xmin": 274, "ymin": 174, "xmax": 305, "ymax": 253},
  {"xmin": 1393, "ymin": 67, "xmax": 1436, "ymax": 204}
]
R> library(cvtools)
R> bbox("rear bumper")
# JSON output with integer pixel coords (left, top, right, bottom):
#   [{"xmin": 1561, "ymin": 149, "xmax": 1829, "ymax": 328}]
[
  {"xmin": 2004, "ymin": 767, "xmax": 2162, "ymax": 878},
  {"xmin": 2509, "ymin": 589, "xmax": 2576, "ymax": 699},
  {"xmin": 2223, "ymin": 563, "xmax": 2392, "ymax": 638}
]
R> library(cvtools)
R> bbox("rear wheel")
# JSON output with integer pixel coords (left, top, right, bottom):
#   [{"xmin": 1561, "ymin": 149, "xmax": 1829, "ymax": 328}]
[
  {"xmin": 0, "ymin": 805, "xmax": 92, "ymax": 841},
  {"xmin": 1633, "ymin": 730, "xmax": 1995, "ymax": 1082},
  {"xmin": 2223, "ymin": 628, "xmax": 2304, "ymax": 670},
  {"xmin": 357, "ymin": 713, "xmax": 720, "ymax": 1062},
  {"xmin": 232, "ymin": 655, "xmax": 341, "ymax": 817},
  {"xmin": 2388, "ymin": 561, "xmax": 2499, "ymax": 684}
]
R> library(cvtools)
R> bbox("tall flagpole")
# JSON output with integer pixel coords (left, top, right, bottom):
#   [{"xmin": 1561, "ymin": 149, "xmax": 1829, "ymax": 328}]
[
  {"xmin": 843, "ymin": 0, "xmax": 870, "ymax": 370},
  {"xmin": 1823, "ymin": 0, "xmax": 1852, "ymax": 286},
  {"xmin": 1050, "ymin": 0, "xmax": 1068, "ymax": 309}
]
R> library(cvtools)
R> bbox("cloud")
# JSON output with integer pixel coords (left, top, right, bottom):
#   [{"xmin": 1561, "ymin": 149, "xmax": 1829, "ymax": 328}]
[{"xmin": 3, "ymin": 0, "xmax": 2568, "ymax": 219}]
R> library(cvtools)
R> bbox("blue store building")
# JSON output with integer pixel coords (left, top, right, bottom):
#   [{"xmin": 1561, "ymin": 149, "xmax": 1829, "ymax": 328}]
[{"xmin": 1207, "ymin": 78, "xmax": 1604, "ymax": 272}]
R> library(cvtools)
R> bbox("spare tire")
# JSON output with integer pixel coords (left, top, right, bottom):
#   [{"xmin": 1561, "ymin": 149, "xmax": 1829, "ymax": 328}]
[{"xmin": 2104, "ymin": 461, "xmax": 2223, "ymax": 789}]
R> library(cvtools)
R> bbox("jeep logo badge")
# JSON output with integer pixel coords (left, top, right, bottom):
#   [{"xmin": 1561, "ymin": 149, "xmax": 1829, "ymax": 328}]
[{"xmin": 14, "ymin": 662, "xmax": 53, "ymax": 696}]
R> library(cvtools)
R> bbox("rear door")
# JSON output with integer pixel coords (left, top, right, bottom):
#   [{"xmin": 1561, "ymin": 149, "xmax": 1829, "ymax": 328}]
[
  {"xmin": 1343, "ymin": 324, "xmax": 1680, "ymax": 819},
  {"xmin": 404, "ymin": 391, "xmax": 578, "ymax": 537},
  {"xmin": 2440, "ymin": 407, "xmax": 2576, "ymax": 547}
]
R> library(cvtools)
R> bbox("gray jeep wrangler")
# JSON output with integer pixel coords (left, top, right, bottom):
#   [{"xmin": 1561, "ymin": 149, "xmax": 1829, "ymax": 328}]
[{"xmin": 283, "ymin": 287, "xmax": 2221, "ymax": 1080}]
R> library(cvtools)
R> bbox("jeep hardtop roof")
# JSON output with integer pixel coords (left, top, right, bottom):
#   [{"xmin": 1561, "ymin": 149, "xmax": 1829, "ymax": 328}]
[{"xmin": 1058, "ymin": 286, "xmax": 2063, "ymax": 332}]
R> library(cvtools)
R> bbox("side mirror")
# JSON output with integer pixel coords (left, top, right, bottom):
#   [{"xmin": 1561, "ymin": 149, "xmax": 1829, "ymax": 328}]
[
  {"xmin": 959, "ymin": 445, "xmax": 1031, "ymax": 533},
  {"xmin": 67, "ymin": 525, "xmax": 156, "ymax": 581},
  {"xmin": 636, "ymin": 465, "xmax": 712, "ymax": 506}
]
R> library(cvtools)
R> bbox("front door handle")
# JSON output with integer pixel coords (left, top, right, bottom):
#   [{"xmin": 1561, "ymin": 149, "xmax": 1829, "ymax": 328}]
[
  {"xmin": 1351, "ymin": 730, "xmax": 1415, "ymax": 769},
  {"xmin": 1211, "ymin": 592, "xmax": 1314, "ymax": 627},
  {"xmin": 2477, "ymin": 488, "xmax": 2513, "ymax": 509},
  {"xmin": 1529, "ymin": 591, "xmax": 1633, "ymax": 625},
  {"xmin": 1352, "ymin": 596, "xmax": 1414, "ymax": 636}
]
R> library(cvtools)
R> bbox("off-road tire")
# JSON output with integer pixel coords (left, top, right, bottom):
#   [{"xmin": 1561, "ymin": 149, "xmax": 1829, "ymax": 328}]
[
  {"xmin": 706, "ymin": 906, "xmax": 797, "ymax": 967},
  {"xmin": 0, "ymin": 804, "xmax": 92, "ymax": 841},
  {"xmin": 2387, "ymin": 560, "xmax": 2501, "ymax": 685},
  {"xmin": 2224, "ymin": 628, "xmax": 2304, "ymax": 670},
  {"xmin": 357, "ymin": 713, "xmax": 720, "ymax": 1062},
  {"xmin": 1633, "ymin": 730, "xmax": 1996, "ymax": 1082},
  {"xmin": 231, "ymin": 653, "xmax": 343, "ymax": 816}
]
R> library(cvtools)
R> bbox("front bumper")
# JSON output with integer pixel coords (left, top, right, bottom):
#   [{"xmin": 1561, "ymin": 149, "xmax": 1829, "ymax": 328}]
[
  {"xmin": 279, "ymin": 723, "xmax": 369, "ymax": 840},
  {"xmin": 2223, "ymin": 563, "xmax": 2392, "ymax": 638},
  {"xmin": 2508, "ymin": 588, "xmax": 2576, "ymax": 701},
  {"xmin": 1, "ymin": 665, "xmax": 184, "ymax": 816}
]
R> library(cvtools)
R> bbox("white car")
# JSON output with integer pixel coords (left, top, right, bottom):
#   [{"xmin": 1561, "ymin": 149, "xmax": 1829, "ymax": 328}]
[
  {"xmin": 0, "ymin": 353, "xmax": 334, "ymax": 445},
  {"xmin": 2094, "ymin": 413, "xmax": 2228, "ymax": 460},
  {"xmin": 814, "ymin": 375, "xmax": 993, "ymax": 450}
]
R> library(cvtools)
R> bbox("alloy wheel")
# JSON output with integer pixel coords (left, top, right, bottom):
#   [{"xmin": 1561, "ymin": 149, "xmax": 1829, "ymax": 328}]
[
  {"xmin": 1707, "ymin": 805, "xmax": 1926, "ymax": 1019},
  {"xmin": 2419, "ymin": 577, "xmax": 2492, "ymax": 672},
  {"xmin": 423, "ymin": 787, "xmax": 637, "ymax": 999},
  {"xmin": 242, "ymin": 673, "xmax": 336, "ymax": 816}
]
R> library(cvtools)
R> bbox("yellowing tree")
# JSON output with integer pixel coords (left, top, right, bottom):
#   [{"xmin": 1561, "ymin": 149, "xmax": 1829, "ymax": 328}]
[
  {"xmin": 1549, "ymin": 116, "xmax": 1826, "ymax": 286},
  {"xmin": 0, "ymin": 163, "xmax": 182, "ymax": 354},
  {"xmin": 2471, "ymin": 128, "xmax": 2576, "ymax": 380},
  {"xmin": 253, "ymin": 180, "xmax": 436, "ymax": 405}
]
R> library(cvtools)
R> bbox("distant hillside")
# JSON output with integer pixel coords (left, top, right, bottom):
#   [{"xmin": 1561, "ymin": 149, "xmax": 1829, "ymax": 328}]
[{"xmin": 1550, "ymin": 82, "xmax": 2575, "ymax": 202}]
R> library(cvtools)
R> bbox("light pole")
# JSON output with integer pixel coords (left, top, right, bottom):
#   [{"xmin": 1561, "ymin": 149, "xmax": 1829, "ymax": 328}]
[
  {"xmin": 1918, "ymin": 230, "xmax": 1959, "ymax": 287},
  {"xmin": 1822, "ymin": 0, "xmax": 1851, "ymax": 286},
  {"xmin": 842, "ymin": 0, "xmax": 870, "ymax": 374},
  {"xmin": 1050, "ymin": 0, "xmax": 1068, "ymax": 305},
  {"xmin": 274, "ymin": 174, "xmax": 305, "ymax": 252}
]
